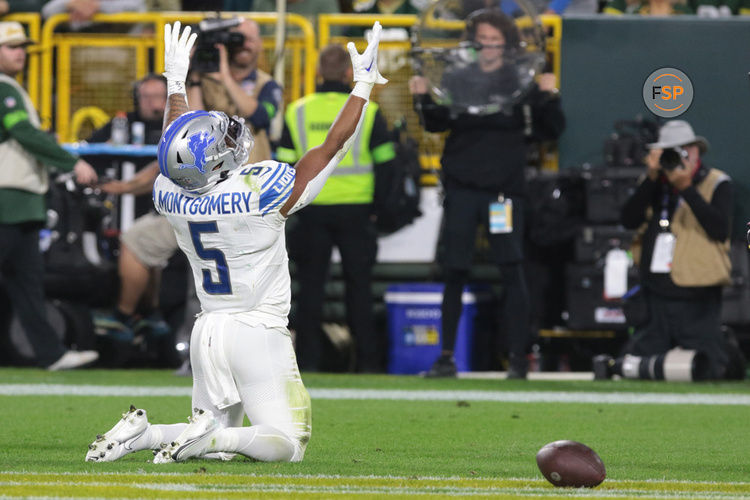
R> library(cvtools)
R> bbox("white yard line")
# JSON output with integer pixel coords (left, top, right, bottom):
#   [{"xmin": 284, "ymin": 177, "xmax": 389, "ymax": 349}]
[
  {"xmin": 0, "ymin": 383, "xmax": 749, "ymax": 405},
  {"xmin": 459, "ymin": 372, "xmax": 595, "ymax": 381}
]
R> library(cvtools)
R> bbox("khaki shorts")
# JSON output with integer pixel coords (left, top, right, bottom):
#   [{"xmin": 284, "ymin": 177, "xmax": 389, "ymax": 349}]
[{"xmin": 120, "ymin": 212, "xmax": 178, "ymax": 269}]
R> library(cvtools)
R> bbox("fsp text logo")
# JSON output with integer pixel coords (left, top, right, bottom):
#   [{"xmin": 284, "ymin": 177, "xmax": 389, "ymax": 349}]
[{"xmin": 642, "ymin": 67, "xmax": 693, "ymax": 118}]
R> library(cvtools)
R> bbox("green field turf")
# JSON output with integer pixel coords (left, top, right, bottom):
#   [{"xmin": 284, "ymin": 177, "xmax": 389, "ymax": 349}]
[{"xmin": 1, "ymin": 368, "xmax": 749, "ymax": 499}]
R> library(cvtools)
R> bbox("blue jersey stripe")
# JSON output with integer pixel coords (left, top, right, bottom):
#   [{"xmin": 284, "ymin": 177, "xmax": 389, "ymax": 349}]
[
  {"xmin": 259, "ymin": 164, "xmax": 294, "ymax": 212},
  {"xmin": 262, "ymin": 183, "xmax": 293, "ymax": 214},
  {"xmin": 261, "ymin": 162, "xmax": 286, "ymax": 190},
  {"xmin": 258, "ymin": 188, "xmax": 281, "ymax": 211}
]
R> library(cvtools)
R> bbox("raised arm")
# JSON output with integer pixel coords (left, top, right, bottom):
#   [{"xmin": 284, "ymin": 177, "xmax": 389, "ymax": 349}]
[
  {"xmin": 99, "ymin": 161, "xmax": 159, "ymax": 196},
  {"xmin": 161, "ymin": 21, "xmax": 197, "ymax": 132},
  {"xmin": 280, "ymin": 22, "xmax": 388, "ymax": 217}
]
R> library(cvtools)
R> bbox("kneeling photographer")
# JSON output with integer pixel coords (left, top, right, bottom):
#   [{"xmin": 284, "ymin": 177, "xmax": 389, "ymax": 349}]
[
  {"xmin": 596, "ymin": 120, "xmax": 734, "ymax": 381},
  {"xmin": 187, "ymin": 17, "xmax": 280, "ymax": 162}
]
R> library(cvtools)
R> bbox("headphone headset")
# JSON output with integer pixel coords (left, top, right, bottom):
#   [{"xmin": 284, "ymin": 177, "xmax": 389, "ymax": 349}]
[
  {"xmin": 463, "ymin": 8, "xmax": 521, "ymax": 59},
  {"xmin": 132, "ymin": 73, "xmax": 167, "ymax": 112},
  {"xmin": 464, "ymin": 8, "xmax": 483, "ymax": 42}
]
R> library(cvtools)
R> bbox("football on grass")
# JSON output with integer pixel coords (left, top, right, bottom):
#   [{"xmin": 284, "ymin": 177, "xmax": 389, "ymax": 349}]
[{"xmin": 536, "ymin": 440, "xmax": 606, "ymax": 488}]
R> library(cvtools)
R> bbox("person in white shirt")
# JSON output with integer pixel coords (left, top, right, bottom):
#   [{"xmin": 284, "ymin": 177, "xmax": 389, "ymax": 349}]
[{"xmin": 85, "ymin": 20, "xmax": 387, "ymax": 464}]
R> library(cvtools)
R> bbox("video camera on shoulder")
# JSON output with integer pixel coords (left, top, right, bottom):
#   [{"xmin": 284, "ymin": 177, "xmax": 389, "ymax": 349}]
[
  {"xmin": 659, "ymin": 146, "xmax": 688, "ymax": 171},
  {"xmin": 192, "ymin": 17, "xmax": 245, "ymax": 74}
]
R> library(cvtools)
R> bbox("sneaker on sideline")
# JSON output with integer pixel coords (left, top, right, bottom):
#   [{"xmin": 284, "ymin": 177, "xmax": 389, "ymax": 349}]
[
  {"xmin": 134, "ymin": 312, "xmax": 171, "ymax": 338},
  {"xmin": 506, "ymin": 366, "xmax": 528, "ymax": 380},
  {"xmin": 85, "ymin": 405, "xmax": 149, "ymax": 462},
  {"xmin": 153, "ymin": 408, "xmax": 219, "ymax": 464},
  {"xmin": 507, "ymin": 354, "xmax": 528, "ymax": 380},
  {"xmin": 422, "ymin": 354, "xmax": 457, "ymax": 378},
  {"xmin": 92, "ymin": 311, "xmax": 135, "ymax": 342},
  {"xmin": 47, "ymin": 350, "xmax": 99, "ymax": 371}
]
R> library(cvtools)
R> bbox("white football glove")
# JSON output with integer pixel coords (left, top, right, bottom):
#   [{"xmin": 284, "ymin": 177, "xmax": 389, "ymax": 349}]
[
  {"xmin": 163, "ymin": 21, "xmax": 197, "ymax": 84},
  {"xmin": 347, "ymin": 21, "xmax": 388, "ymax": 86}
]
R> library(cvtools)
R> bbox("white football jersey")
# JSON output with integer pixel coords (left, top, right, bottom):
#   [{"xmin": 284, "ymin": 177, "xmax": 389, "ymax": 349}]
[{"xmin": 153, "ymin": 160, "xmax": 295, "ymax": 327}]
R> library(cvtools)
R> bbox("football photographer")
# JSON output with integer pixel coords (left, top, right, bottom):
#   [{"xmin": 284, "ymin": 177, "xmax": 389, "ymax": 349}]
[
  {"xmin": 595, "ymin": 120, "xmax": 733, "ymax": 381},
  {"xmin": 408, "ymin": 9, "xmax": 565, "ymax": 379},
  {"xmin": 187, "ymin": 17, "xmax": 280, "ymax": 162}
]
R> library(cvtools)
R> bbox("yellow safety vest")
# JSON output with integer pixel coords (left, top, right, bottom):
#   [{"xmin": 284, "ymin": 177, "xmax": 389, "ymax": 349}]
[{"xmin": 278, "ymin": 92, "xmax": 379, "ymax": 205}]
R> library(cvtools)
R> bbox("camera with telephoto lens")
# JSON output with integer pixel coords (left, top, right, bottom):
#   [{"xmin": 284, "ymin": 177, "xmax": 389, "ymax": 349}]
[
  {"xmin": 659, "ymin": 146, "xmax": 689, "ymax": 171},
  {"xmin": 191, "ymin": 17, "xmax": 245, "ymax": 74}
]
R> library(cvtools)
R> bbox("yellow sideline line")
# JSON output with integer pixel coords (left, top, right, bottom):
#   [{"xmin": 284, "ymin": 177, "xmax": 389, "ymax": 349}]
[
  {"xmin": 2, "ymin": 482, "xmax": 748, "ymax": 499},
  {"xmin": 1, "ymin": 473, "xmax": 749, "ymax": 499},
  {"xmin": 4, "ymin": 471, "xmax": 750, "ymax": 485}
]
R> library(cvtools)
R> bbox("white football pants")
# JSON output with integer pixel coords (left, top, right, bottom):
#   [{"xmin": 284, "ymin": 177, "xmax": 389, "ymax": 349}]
[{"xmin": 140, "ymin": 313, "xmax": 311, "ymax": 462}]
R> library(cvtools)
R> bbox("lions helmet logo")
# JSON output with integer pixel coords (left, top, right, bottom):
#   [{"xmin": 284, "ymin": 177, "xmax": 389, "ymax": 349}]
[{"xmin": 178, "ymin": 131, "xmax": 216, "ymax": 174}]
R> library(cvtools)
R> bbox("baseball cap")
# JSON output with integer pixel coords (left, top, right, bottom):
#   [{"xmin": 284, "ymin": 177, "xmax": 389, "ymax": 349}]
[
  {"xmin": 0, "ymin": 22, "xmax": 33, "ymax": 46},
  {"xmin": 648, "ymin": 120, "xmax": 709, "ymax": 153}
]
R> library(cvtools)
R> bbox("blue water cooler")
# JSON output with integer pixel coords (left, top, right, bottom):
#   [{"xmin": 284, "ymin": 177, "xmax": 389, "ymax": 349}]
[{"xmin": 385, "ymin": 283, "xmax": 483, "ymax": 374}]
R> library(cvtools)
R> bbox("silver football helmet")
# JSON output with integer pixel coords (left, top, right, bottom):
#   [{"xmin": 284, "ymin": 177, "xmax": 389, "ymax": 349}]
[{"xmin": 157, "ymin": 110, "xmax": 253, "ymax": 193}]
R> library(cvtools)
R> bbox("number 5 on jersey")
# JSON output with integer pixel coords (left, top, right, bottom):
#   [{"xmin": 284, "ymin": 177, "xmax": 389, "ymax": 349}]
[{"xmin": 188, "ymin": 221, "xmax": 232, "ymax": 294}]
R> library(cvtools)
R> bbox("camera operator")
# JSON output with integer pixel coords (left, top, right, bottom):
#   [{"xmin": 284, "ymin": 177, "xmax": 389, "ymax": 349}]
[
  {"xmin": 597, "ymin": 120, "xmax": 733, "ymax": 380},
  {"xmin": 408, "ymin": 9, "xmax": 565, "ymax": 379},
  {"xmin": 187, "ymin": 17, "xmax": 280, "ymax": 162}
]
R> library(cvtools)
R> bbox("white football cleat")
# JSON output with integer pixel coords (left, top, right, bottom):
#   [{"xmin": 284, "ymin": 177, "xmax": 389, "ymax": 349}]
[
  {"xmin": 153, "ymin": 408, "xmax": 219, "ymax": 464},
  {"xmin": 85, "ymin": 405, "xmax": 149, "ymax": 462},
  {"xmin": 48, "ymin": 350, "xmax": 99, "ymax": 371}
]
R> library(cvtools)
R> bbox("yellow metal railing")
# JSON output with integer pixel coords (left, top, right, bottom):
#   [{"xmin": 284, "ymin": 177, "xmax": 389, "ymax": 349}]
[
  {"xmin": 10, "ymin": 11, "xmax": 560, "ymax": 166},
  {"xmin": 5, "ymin": 13, "xmax": 41, "ymax": 111},
  {"xmin": 320, "ymin": 14, "xmax": 442, "ymax": 182},
  {"xmin": 54, "ymin": 35, "xmax": 152, "ymax": 140},
  {"xmin": 40, "ymin": 11, "xmax": 316, "ymax": 141},
  {"xmin": 540, "ymin": 14, "xmax": 562, "ymax": 101},
  {"xmin": 319, "ymin": 13, "xmax": 563, "ymax": 175},
  {"xmin": 70, "ymin": 106, "xmax": 110, "ymax": 140},
  {"xmin": 318, "ymin": 13, "xmax": 561, "ymax": 88},
  {"xmin": 318, "ymin": 14, "xmax": 416, "ymax": 50}
]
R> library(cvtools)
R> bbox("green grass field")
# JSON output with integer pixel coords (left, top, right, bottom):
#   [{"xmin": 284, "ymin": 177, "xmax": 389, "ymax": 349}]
[{"xmin": 1, "ymin": 368, "xmax": 750, "ymax": 498}]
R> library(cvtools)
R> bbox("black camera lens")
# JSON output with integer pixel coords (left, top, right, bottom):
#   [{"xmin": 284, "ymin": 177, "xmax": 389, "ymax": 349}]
[
  {"xmin": 659, "ymin": 147, "xmax": 687, "ymax": 171},
  {"xmin": 191, "ymin": 18, "xmax": 245, "ymax": 74}
]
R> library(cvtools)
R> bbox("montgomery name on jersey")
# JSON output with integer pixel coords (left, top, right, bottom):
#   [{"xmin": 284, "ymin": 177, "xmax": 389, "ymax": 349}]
[{"xmin": 153, "ymin": 160, "xmax": 296, "ymax": 326}]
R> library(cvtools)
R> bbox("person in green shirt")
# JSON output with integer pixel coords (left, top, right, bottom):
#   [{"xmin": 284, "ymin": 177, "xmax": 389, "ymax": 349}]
[
  {"xmin": 0, "ymin": 0, "xmax": 47, "ymax": 15},
  {"xmin": 603, "ymin": 0, "xmax": 694, "ymax": 15},
  {"xmin": 354, "ymin": 0, "xmax": 422, "ymax": 15},
  {"xmin": 347, "ymin": 0, "xmax": 423, "ymax": 36},
  {"xmin": 0, "ymin": 21, "xmax": 99, "ymax": 370},
  {"xmin": 252, "ymin": 0, "xmax": 342, "ymax": 34}
]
